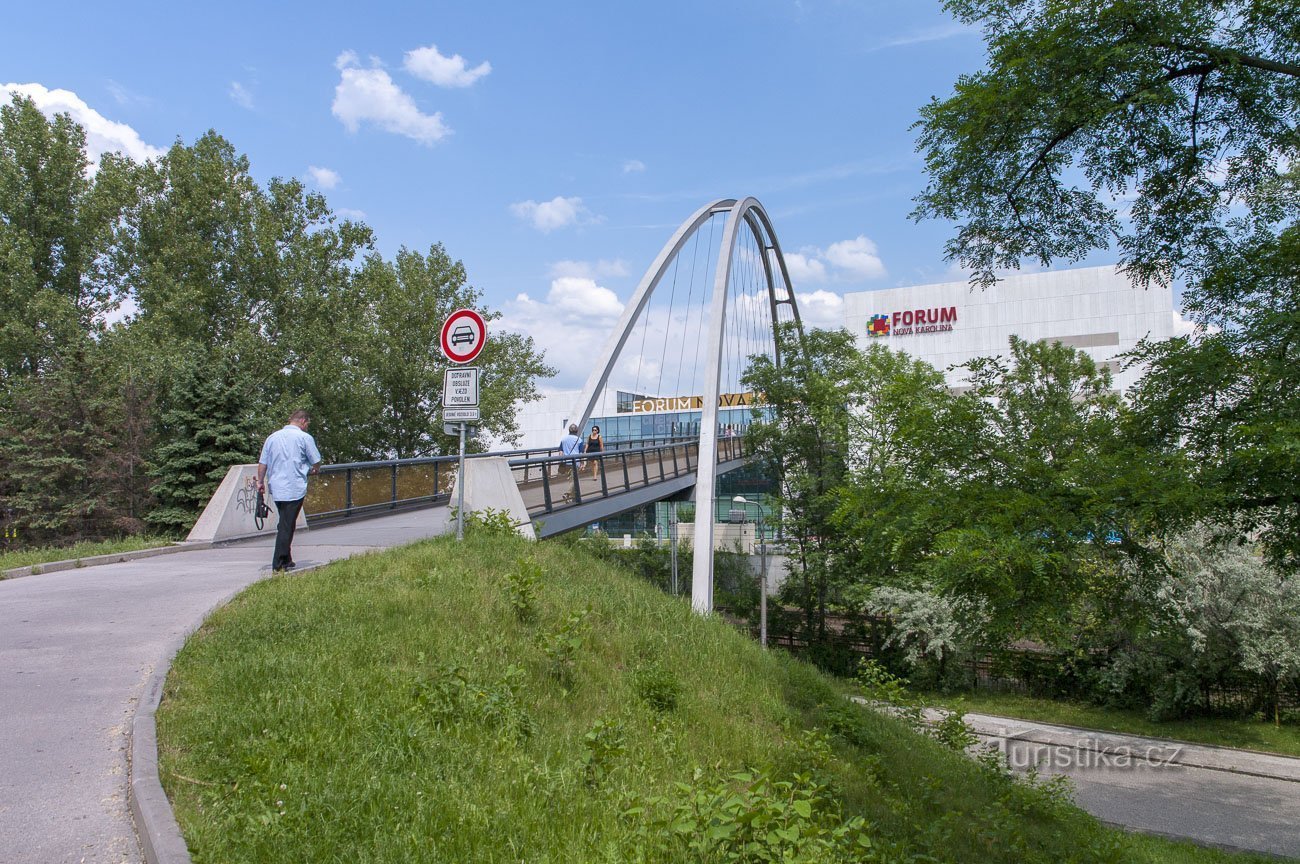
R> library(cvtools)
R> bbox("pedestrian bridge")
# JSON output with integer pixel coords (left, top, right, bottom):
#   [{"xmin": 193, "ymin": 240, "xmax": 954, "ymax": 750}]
[
  {"xmin": 297, "ymin": 433, "xmax": 752, "ymax": 538},
  {"xmin": 196, "ymin": 197, "xmax": 802, "ymax": 613}
]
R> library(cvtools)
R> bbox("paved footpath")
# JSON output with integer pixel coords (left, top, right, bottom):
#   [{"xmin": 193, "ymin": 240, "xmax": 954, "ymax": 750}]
[
  {"xmin": 966, "ymin": 712, "xmax": 1300, "ymax": 858},
  {"xmin": 0, "ymin": 509, "xmax": 449, "ymax": 864}
]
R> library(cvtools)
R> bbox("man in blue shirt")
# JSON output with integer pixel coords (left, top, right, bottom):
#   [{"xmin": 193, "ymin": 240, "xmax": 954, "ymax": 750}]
[
  {"xmin": 256, "ymin": 409, "xmax": 322, "ymax": 572},
  {"xmin": 558, "ymin": 422, "xmax": 584, "ymax": 481}
]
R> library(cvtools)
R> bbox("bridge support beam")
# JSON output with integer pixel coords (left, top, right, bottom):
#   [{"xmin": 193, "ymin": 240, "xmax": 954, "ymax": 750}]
[
  {"xmin": 571, "ymin": 197, "xmax": 804, "ymax": 616},
  {"xmin": 691, "ymin": 198, "xmax": 755, "ymax": 613}
]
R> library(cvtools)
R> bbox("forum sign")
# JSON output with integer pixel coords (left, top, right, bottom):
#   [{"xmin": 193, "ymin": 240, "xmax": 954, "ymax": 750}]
[
  {"xmin": 867, "ymin": 306, "xmax": 958, "ymax": 337},
  {"xmin": 630, "ymin": 392, "xmax": 759, "ymax": 414}
]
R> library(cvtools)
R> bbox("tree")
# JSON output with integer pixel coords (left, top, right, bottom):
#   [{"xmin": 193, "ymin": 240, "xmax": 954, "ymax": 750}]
[
  {"xmin": 1106, "ymin": 526, "xmax": 1300, "ymax": 722},
  {"xmin": 0, "ymin": 341, "xmax": 143, "ymax": 543},
  {"xmin": 347, "ymin": 245, "xmax": 554, "ymax": 459},
  {"xmin": 145, "ymin": 352, "xmax": 260, "ymax": 534},
  {"xmin": 0, "ymin": 95, "xmax": 145, "ymax": 543},
  {"xmin": 0, "ymin": 95, "xmax": 139, "ymax": 379},
  {"xmin": 743, "ymin": 325, "xmax": 875, "ymax": 640},
  {"xmin": 912, "ymin": 0, "xmax": 1300, "ymax": 569},
  {"xmin": 1128, "ymin": 220, "xmax": 1300, "ymax": 567},
  {"xmin": 913, "ymin": 0, "xmax": 1300, "ymax": 289}
]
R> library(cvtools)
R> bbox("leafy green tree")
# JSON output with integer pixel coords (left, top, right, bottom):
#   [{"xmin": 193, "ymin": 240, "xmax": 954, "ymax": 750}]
[
  {"xmin": 0, "ymin": 94, "xmax": 146, "ymax": 544},
  {"xmin": 742, "ymin": 325, "xmax": 864, "ymax": 639},
  {"xmin": 909, "ymin": 0, "xmax": 1300, "ymax": 606},
  {"xmin": 913, "ymin": 0, "xmax": 1300, "ymax": 289},
  {"xmin": 1128, "ymin": 221, "xmax": 1300, "ymax": 567},
  {"xmin": 1103, "ymin": 526, "xmax": 1300, "ymax": 722},
  {"xmin": 829, "ymin": 338, "xmax": 1179, "ymax": 646},
  {"xmin": 244, "ymin": 177, "xmax": 376, "ymax": 459},
  {"xmin": 0, "ymin": 342, "xmax": 143, "ymax": 543},
  {"xmin": 0, "ymin": 94, "xmax": 139, "ymax": 378},
  {"xmin": 145, "ymin": 352, "xmax": 261, "ymax": 534},
  {"xmin": 348, "ymin": 245, "xmax": 554, "ymax": 459}
]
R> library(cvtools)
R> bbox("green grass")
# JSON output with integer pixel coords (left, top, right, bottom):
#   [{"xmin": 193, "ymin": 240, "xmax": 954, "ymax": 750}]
[
  {"xmin": 922, "ymin": 689, "xmax": 1300, "ymax": 759},
  {"xmin": 156, "ymin": 532, "xmax": 1288, "ymax": 863},
  {"xmin": 0, "ymin": 535, "xmax": 175, "ymax": 576}
]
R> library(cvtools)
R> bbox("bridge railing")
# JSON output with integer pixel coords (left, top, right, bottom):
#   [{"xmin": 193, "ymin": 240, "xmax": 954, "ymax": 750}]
[
  {"xmin": 304, "ymin": 435, "xmax": 711, "ymax": 522},
  {"xmin": 508, "ymin": 434, "xmax": 747, "ymax": 516},
  {"xmin": 306, "ymin": 455, "xmax": 461, "ymax": 522}
]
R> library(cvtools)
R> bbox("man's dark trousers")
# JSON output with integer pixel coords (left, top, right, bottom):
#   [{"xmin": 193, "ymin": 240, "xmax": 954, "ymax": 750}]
[{"xmin": 273, "ymin": 497, "xmax": 305, "ymax": 570}]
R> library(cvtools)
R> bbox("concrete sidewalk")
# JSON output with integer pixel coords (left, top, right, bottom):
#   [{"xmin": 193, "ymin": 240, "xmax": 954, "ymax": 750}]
[
  {"xmin": 0, "ymin": 508, "xmax": 450, "ymax": 864},
  {"xmin": 964, "ymin": 712, "xmax": 1300, "ymax": 858}
]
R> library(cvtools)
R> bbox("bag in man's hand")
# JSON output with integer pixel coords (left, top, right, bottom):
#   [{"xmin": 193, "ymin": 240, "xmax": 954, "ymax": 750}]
[{"xmin": 255, "ymin": 490, "xmax": 271, "ymax": 530}]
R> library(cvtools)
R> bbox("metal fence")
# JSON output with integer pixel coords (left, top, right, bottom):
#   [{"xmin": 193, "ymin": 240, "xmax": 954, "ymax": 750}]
[
  {"xmin": 303, "ymin": 434, "xmax": 732, "ymax": 523},
  {"xmin": 508, "ymin": 434, "xmax": 747, "ymax": 516}
]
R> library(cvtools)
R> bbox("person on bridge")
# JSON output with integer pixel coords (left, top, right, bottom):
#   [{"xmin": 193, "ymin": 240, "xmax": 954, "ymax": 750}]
[
  {"xmin": 558, "ymin": 423, "xmax": 584, "ymax": 481},
  {"xmin": 585, "ymin": 425, "xmax": 603, "ymax": 478},
  {"xmin": 256, "ymin": 409, "xmax": 322, "ymax": 572}
]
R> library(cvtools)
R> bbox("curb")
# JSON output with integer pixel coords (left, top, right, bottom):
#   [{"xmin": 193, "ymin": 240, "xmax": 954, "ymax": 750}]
[
  {"xmin": 127, "ymin": 563, "xmax": 330, "ymax": 864},
  {"xmin": 3, "ymin": 542, "xmax": 205, "ymax": 580},
  {"xmin": 852, "ymin": 697, "xmax": 1300, "ymax": 785},
  {"xmin": 962, "ymin": 711, "xmax": 1300, "ymax": 784},
  {"xmin": 4, "ymin": 521, "xmax": 337, "ymax": 581}
]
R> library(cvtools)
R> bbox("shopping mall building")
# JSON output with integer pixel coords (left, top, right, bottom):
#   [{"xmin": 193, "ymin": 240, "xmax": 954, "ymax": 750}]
[
  {"xmin": 509, "ymin": 265, "xmax": 1187, "ymax": 535},
  {"xmin": 843, "ymin": 265, "xmax": 1185, "ymax": 393}
]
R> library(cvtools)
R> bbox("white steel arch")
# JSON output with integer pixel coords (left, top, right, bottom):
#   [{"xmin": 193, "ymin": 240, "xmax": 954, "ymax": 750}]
[{"xmin": 573, "ymin": 198, "xmax": 804, "ymax": 613}]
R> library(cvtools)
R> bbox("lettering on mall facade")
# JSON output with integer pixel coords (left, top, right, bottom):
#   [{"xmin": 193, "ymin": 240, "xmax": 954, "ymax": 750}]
[{"xmin": 868, "ymin": 306, "xmax": 958, "ymax": 337}]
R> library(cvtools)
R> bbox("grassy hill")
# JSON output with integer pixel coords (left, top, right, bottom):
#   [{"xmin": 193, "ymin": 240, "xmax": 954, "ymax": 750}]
[{"xmin": 156, "ymin": 529, "xmax": 1281, "ymax": 863}]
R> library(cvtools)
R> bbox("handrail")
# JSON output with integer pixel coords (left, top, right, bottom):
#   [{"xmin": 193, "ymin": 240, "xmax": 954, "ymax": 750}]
[
  {"xmin": 507, "ymin": 435, "xmax": 747, "ymax": 516},
  {"xmin": 305, "ymin": 434, "xmax": 746, "ymax": 523}
]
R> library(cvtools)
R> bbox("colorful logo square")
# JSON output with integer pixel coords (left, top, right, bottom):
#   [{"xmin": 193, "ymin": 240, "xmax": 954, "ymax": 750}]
[{"xmin": 867, "ymin": 314, "xmax": 891, "ymax": 337}]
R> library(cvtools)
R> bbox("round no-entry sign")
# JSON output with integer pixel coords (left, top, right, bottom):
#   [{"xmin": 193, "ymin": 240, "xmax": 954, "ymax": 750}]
[{"xmin": 440, "ymin": 308, "xmax": 487, "ymax": 364}]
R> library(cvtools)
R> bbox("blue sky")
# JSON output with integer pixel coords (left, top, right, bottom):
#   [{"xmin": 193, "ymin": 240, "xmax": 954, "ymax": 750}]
[{"xmin": 2, "ymin": 0, "xmax": 1074, "ymax": 389}]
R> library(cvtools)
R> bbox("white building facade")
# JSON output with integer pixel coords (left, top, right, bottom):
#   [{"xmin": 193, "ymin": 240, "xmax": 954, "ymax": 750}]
[{"xmin": 842, "ymin": 265, "xmax": 1186, "ymax": 393}]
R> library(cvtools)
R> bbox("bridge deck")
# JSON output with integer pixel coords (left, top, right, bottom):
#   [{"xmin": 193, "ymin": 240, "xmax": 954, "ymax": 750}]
[
  {"xmin": 507, "ymin": 436, "xmax": 749, "ymax": 536},
  {"xmin": 300, "ymin": 436, "xmax": 751, "ymax": 537}
]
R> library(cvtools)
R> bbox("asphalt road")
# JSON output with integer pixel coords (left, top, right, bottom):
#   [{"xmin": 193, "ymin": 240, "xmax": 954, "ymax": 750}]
[
  {"xmin": 970, "ymin": 713, "xmax": 1300, "ymax": 858},
  {"xmin": 0, "ymin": 509, "xmax": 448, "ymax": 864}
]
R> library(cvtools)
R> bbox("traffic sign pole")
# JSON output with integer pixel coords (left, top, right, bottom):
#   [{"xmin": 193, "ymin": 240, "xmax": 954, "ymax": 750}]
[
  {"xmin": 455, "ymin": 422, "xmax": 467, "ymax": 541},
  {"xmin": 439, "ymin": 310, "xmax": 487, "ymax": 541}
]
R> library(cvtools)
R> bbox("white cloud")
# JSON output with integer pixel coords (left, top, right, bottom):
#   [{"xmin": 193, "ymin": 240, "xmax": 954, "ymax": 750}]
[
  {"xmin": 306, "ymin": 165, "xmax": 341, "ymax": 189},
  {"xmin": 336, "ymin": 207, "xmax": 368, "ymax": 220},
  {"xmin": 784, "ymin": 234, "xmax": 887, "ymax": 286},
  {"xmin": 823, "ymin": 236, "xmax": 887, "ymax": 280},
  {"xmin": 501, "ymin": 276, "xmax": 627, "ymax": 388},
  {"xmin": 332, "ymin": 52, "xmax": 450, "ymax": 145},
  {"xmin": 870, "ymin": 22, "xmax": 974, "ymax": 51},
  {"xmin": 549, "ymin": 259, "xmax": 628, "ymax": 280},
  {"xmin": 510, "ymin": 195, "xmax": 591, "ymax": 233},
  {"xmin": 784, "ymin": 252, "xmax": 828, "ymax": 285},
  {"xmin": 403, "ymin": 43, "xmax": 491, "ymax": 88},
  {"xmin": 2, "ymin": 82, "xmax": 165, "ymax": 167},
  {"xmin": 622, "ymin": 159, "xmax": 646, "ymax": 174},
  {"xmin": 795, "ymin": 289, "xmax": 846, "ymax": 329},
  {"xmin": 105, "ymin": 80, "xmax": 149, "ymax": 107},
  {"xmin": 547, "ymin": 277, "xmax": 625, "ymax": 318},
  {"xmin": 229, "ymin": 81, "xmax": 254, "ymax": 110}
]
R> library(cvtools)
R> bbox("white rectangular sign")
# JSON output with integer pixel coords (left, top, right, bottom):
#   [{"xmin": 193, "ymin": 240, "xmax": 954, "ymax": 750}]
[
  {"xmin": 443, "ymin": 367, "xmax": 480, "ymax": 408},
  {"xmin": 444, "ymin": 407, "xmax": 481, "ymax": 421}
]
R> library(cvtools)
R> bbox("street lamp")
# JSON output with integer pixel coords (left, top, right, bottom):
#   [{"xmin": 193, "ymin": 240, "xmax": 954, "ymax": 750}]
[{"xmin": 733, "ymin": 495, "xmax": 767, "ymax": 648}]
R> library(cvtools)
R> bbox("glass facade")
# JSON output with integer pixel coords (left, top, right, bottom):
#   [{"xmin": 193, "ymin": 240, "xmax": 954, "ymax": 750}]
[
  {"xmin": 582, "ymin": 403, "xmax": 777, "ymax": 538},
  {"xmin": 592, "ymin": 406, "xmax": 763, "ymax": 444}
]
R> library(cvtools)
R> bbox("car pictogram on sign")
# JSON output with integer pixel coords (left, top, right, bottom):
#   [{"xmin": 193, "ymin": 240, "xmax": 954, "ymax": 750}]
[{"xmin": 440, "ymin": 308, "xmax": 488, "ymax": 363}]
